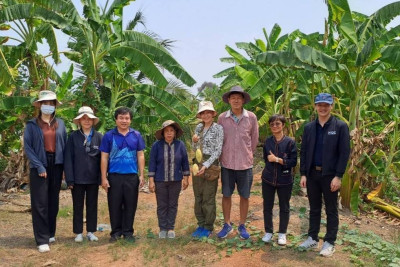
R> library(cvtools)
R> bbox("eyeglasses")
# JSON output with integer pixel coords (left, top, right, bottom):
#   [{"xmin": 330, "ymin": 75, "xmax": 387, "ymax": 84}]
[{"xmin": 269, "ymin": 122, "xmax": 283, "ymax": 127}]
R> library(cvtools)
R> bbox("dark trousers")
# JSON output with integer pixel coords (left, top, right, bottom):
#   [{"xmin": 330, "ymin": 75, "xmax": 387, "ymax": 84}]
[
  {"xmin": 71, "ymin": 184, "xmax": 99, "ymax": 234},
  {"xmin": 155, "ymin": 181, "xmax": 181, "ymax": 231},
  {"xmin": 107, "ymin": 173, "xmax": 139, "ymax": 237},
  {"xmin": 262, "ymin": 182, "xmax": 292, "ymax": 233},
  {"xmin": 307, "ymin": 169, "xmax": 339, "ymax": 244},
  {"xmin": 29, "ymin": 153, "xmax": 63, "ymax": 246},
  {"xmin": 193, "ymin": 176, "xmax": 218, "ymax": 230}
]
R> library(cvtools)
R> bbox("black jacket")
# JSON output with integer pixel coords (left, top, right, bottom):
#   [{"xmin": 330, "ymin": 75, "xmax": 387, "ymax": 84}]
[
  {"xmin": 64, "ymin": 129, "xmax": 103, "ymax": 186},
  {"xmin": 300, "ymin": 116, "xmax": 350, "ymax": 178},
  {"xmin": 261, "ymin": 136, "xmax": 297, "ymax": 186}
]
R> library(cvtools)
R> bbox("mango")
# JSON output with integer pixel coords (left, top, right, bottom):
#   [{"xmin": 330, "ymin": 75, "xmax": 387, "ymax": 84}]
[
  {"xmin": 195, "ymin": 148, "xmax": 202, "ymax": 163},
  {"xmin": 192, "ymin": 164, "xmax": 199, "ymax": 176}
]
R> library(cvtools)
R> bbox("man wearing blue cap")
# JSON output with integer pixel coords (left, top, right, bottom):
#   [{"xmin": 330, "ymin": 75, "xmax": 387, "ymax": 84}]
[{"xmin": 298, "ymin": 93, "xmax": 350, "ymax": 257}]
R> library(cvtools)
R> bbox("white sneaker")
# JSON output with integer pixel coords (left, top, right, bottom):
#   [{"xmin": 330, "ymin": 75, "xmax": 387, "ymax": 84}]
[
  {"xmin": 262, "ymin": 233, "xmax": 273, "ymax": 243},
  {"xmin": 75, "ymin": 233, "xmax": 83, "ymax": 242},
  {"xmin": 159, "ymin": 230, "xmax": 167, "ymax": 239},
  {"xmin": 87, "ymin": 232, "xmax": 98, "ymax": 241},
  {"xmin": 278, "ymin": 233, "xmax": 287, "ymax": 245},
  {"xmin": 299, "ymin": 236, "xmax": 318, "ymax": 249},
  {"xmin": 167, "ymin": 230, "xmax": 176, "ymax": 239},
  {"xmin": 37, "ymin": 244, "xmax": 50, "ymax": 253},
  {"xmin": 49, "ymin": 237, "xmax": 56, "ymax": 243},
  {"xmin": 319, "ymin": 241, "xmax": 335, "ymax": 257}
]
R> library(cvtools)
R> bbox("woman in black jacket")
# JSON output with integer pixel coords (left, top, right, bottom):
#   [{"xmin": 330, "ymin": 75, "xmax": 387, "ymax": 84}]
[
  {"xmin": 64, "ymin": 106, "xmax": 102, "ymax": 242},
  {"xmin": 261, "ymin": 114, "xmax": 297, "ymax": 245}
]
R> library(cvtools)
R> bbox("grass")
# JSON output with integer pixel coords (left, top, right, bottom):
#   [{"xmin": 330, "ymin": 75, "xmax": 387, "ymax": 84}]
[{"xmin": 57, "ymin": 205, "xmax": 72, "ymax": 218}]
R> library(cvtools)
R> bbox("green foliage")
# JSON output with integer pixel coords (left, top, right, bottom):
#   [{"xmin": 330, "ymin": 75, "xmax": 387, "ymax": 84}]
[{"xmin": 341, "ymin": 229, "xmax": 400, "ymax": 267}]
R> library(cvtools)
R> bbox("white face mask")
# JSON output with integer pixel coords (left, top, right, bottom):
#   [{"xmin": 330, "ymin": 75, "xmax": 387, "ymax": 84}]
[{"xmin": 41, "ymin": 104, "xmax": 55, "ymax": 115}]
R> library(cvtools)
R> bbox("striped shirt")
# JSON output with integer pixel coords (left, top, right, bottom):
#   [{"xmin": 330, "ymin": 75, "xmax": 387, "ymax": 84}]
[{"xmin": 217, "ymin": 109, "xmax": 259, "ymax": 170}]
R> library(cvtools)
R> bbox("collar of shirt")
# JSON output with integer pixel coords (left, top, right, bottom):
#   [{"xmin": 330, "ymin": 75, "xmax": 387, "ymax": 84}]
[
  {"xmin": 112, "ymin": 127, "xmax": 135, "ymax": 136},
  {"xmin": 225, "ymin": 109, "xmax": 249, "ymax": 119},
  {"xmin": 316, "ymin": 115, "xmax": 333, "ymax": 127}
]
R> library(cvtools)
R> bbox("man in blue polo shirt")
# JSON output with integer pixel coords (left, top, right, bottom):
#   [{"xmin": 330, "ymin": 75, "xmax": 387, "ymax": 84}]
[
  {"xmin": 100, "ymin": 107, "xmax": 145, "ymax": 242},
  {"xmin": 298, "ymin": 93, "xmax": 350, "ymax": 257}
]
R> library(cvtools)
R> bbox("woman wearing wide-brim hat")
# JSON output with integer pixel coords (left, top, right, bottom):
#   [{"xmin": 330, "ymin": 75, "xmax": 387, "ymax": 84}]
[
  {"xmin": 191, "ymin": 101, "xmax": 224, "ymax": 238},
  {"xmin": 148, "ymin": 120, "xmax": 190, "ymax": 239},
  {"xmin": 64, "ymin": 106, "xmax": 103, "ymax": 243},
  {"xmin": 23, "ymin": 90, "xmax": 67, "ymax": 253}
]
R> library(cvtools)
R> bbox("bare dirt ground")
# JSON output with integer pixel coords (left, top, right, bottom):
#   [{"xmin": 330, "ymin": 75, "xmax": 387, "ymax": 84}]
[{"xmin": 1, "ymin": 172, "xmax": 399, "ymax": 267}]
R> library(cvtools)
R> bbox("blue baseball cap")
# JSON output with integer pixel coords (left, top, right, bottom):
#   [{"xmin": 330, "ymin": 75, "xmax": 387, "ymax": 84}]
[{"xmin": 315, "ymin": 93, "xmax": 333, "ymax": 104}]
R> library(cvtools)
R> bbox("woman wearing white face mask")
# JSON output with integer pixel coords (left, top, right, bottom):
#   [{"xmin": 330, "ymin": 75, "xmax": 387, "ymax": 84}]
[{"xmin": 23, "ymin": 90, "xmax": 67, "ymax": 253}]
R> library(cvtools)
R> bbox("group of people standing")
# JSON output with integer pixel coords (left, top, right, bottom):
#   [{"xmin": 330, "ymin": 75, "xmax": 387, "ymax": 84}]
[{"xmin": 24, "ymin": 86, "xmax": 350, "ymax": 258}]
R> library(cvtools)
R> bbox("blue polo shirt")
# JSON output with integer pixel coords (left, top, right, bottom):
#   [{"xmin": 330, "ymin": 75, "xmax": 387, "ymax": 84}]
[{"xmin": 100, "ymin": 127, "xmax": 145, "ymax": 174}]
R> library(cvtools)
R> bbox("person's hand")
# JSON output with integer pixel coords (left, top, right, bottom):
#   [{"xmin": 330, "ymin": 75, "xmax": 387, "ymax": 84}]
[
  {"xmin": 197, "ymin": 166, "xmax": 206, "ymax": 176},
  {"xmin": 331, "ymin": 176, "xmax": 341, "ymax": 192},
  {"xmin": 182, "ymin": 177, "xmax": 189, "ymax": 190},
  {"xmin": 39, "ymin": 172, "xmax": 47, "ymax": 178},
  {"xmin": 68, "ymin": 185, "xmax": 74, "ymax": 190},
  {"xmin": 101, "ymin": 179, "xmax": 110, "ymax": 193},
  {"xmin": 267, "ymin": 150, "xmax": 278, "ymax": 163},
  {"xmin": 300, "ymin": 175, "xmax": 307, "ymax": 188},
  {"xmin": 192, "ymin": 134, "xmax": 200, "ymax": 143},
  {"xmin": 149, "ymin": 180, "xmax": 155, "ymax": 193},
  {"xmin": 139, "ymin": 175, "xmax": 145, "ymax": 188}
]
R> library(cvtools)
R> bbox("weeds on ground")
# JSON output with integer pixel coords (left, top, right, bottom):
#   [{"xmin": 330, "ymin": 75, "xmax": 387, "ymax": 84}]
[
  {"xmin": 57, "ymin": 206, "xmax": 72, "ymax": 218},
  {"xmin": 340, "ymin": 224, "xmax": 400, "ymax": 266}
]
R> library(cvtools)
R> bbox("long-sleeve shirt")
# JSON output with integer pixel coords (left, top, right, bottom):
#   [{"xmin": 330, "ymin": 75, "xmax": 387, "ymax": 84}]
[
  {"xmin": 24, "ymin": 118, "xmax": 67, "ymax": 174},
  {"xmin": 217, "ymin": 109, "xmax": 259, "ymax": 170},
  {"xmin": 64, "ymin": 129, "xmax": 103, "ymax": 186},
  {"xmin": 300, "ymin": 116, "xmax": 350, "ymax": 178},
  {"xmin": 148, "ymin": 139, "xmax": 190, "ymax": 182},
  {"xmin": 193, "ymin": 122, "xmax": 224, "ymax": 168}
]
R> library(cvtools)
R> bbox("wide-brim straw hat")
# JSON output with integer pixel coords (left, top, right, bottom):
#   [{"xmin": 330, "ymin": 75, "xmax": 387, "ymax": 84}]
[
  {"xmin": 155, "ymin": 120, "xmax": 184, "ymax": 140},
  {"xmin": 33, "ymin": 90, "xmax": 62, "ymax": 108},
  {"xmin": 196, "ymin": 101, "xmax": 217, "ymax": 118},
  {"xmin": 73, "ymin": 106, "xmax": 99, "ymax": 125},
  {"xmin": 222, "ymin": 85, "xmax": 251, "ymax": 104}
]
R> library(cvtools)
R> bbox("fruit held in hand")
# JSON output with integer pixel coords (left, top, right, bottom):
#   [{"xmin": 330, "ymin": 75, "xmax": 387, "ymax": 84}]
[
  {"xmin": 195, "ymin": 149, "xmax": 202, "ymax": 163},
  {"xmin": 192, "ymin": 164, "xmax": 199, "ymax": 176}
]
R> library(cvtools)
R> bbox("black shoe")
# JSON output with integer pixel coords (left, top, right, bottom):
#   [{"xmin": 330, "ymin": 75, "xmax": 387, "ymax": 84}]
[{"xmin": 109, "ymin": 235, "xmax": 120, "ymax": 243}]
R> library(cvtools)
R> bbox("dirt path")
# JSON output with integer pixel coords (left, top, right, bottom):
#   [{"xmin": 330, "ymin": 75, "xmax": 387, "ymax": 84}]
[{"xmin": 0, "ymin": 173, "xmax": 399, "ymax": 266}]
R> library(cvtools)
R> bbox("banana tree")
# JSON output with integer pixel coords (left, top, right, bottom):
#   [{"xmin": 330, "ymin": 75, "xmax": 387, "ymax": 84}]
[
  {"xmin": 60, "ymin": 0, "xmax": 196, "ymax": 132},
  {"xmin": 325, "ymin": 0, "xmax": 400, "ymax": 211}
]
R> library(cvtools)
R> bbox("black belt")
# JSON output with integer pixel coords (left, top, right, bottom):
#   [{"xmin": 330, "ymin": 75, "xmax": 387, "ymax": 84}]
[{"xmin": 315, "ymin": 166, "xmax": 322, "ymax": 171}]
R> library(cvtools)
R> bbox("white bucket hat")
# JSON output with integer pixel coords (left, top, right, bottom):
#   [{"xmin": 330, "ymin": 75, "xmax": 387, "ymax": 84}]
[
  {"xmin": 196, "ymin": 101, "xmax": 217, "ymax": 118},
  {"xmin": 33, "ymin": 90, "xmax": 62, "ymax": 108},
  {"xmin": 73, "ymin": 106, "xmax": 99, "ymax": 125}
]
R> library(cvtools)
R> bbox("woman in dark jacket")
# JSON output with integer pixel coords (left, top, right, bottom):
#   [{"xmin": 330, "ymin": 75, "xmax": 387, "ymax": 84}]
[
  {"xmin": 148, "ymin": 120, "xmax": 190, "ymax": 239},
  {"xmin": 64, "ymin": 106, "xmax": 102, "ymax": 243},
  {"xmin": 261, "ymin": 114, "xmax": 297, "ymax": 246},
  {"xmin": 24, "ymin": 90, "xmax": 67, "ymax": 253}
]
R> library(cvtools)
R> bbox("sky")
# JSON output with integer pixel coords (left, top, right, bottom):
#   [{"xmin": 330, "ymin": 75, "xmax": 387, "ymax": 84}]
[{"xmin": 22, "ymin": 0, "xmax": 400, "ymax": 93}]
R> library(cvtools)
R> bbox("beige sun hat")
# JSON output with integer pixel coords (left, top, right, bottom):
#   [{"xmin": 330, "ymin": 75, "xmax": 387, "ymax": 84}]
[
  {"xmin": 155, "ymin": 120, "xmax": 184, "ymax": 140},
  {"xmin": 33, "ymin": 90, "xmax": 62, "ymax": 108},
  {"xmin": 73, "ymin": 106, "xmax": 99, "ymax": 125},
  {"xmin": 196, "ymin": 101, "xmax": 217, "ymax": 118}
]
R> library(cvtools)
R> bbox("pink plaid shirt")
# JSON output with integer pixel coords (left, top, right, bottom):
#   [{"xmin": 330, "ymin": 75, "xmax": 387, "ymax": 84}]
[{"xmin": 218, "ymin": 109, "xmax": 259, "ymax": 170}]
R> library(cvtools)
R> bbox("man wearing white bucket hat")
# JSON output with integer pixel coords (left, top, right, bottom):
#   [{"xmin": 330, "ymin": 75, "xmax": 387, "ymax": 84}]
[
  {"xmin": 24, "ymin": 90, "xmax": 67, "ymax": 253},
  {"xmin": 64, "ymin": 106, "xmax": 103, "ymax": 243}
]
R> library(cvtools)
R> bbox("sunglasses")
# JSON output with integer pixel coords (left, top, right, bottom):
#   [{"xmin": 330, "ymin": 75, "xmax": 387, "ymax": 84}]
[
  {"xmin": 83, "ymin": 140, "xmax": 90, "ymax": 152},
  {"xmin": 269, "ymin": 122, "xmax": 283, "ymax": 127}
]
